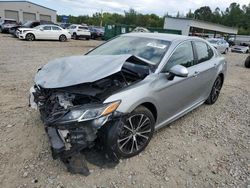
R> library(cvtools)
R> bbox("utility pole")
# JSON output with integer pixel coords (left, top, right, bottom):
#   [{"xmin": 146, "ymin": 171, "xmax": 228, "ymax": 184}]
[{"xmin": 100, "ymin": 9, "xmax": 103, "ymax": 27}]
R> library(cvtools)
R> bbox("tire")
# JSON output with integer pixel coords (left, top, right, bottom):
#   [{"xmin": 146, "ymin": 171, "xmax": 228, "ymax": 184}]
[
  {"xmin": 59, "ymin": 34, "xmax": 67, "ymax": 42},
  {"xmin": 223, "ymin": 48, "xmax": 228, "ymax": 54},
  {"xmin": 246, "ymin": 50, "xmax": 249, "ymax": 54},
  {"xmin": 0, "ymin": 27, "xmax": 2, "ymax": 33},
  {"xmin": 25, "ymin": 33, "xmax": 35, "ymax": 41},
  {"xmin": 72, "ymin": 33, "xmax": 78, "ymax": 40},
  {"xmin": 245, "ymin": 56, "xmax": 250, "ymax": 68},
  {"xmin": 86, "ymin": 37, "xmax": 90, "ymax": 40},
  {"xmin": 205, "ymin": 76, "xmax": 223, "ymax": 105},
  {"xmin": 102, "ymin": 106, "xmax": 155, "ymax": 159}
]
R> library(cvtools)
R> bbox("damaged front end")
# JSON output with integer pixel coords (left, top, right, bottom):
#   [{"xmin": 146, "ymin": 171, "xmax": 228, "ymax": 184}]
[{"xmin": 29, "ymin": 54, "xmax": 153, "ymax": 175}]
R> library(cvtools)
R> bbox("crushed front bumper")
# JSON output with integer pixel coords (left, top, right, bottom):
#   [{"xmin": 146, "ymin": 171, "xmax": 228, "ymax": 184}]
[{"xmin": 29, "ymin": 87, "xmax": 123, "ymax": 175}]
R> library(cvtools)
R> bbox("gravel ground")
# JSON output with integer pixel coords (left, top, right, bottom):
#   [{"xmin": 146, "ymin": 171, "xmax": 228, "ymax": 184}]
[{"xmin": 0, "ymin": 34, "xmax": 249, "ymax": 188}]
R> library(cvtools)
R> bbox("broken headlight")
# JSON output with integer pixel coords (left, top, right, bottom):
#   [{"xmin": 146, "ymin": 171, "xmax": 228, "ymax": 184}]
[{"xmin": 61, "ymin": 101, "xmax": 121, "ymax": 122}]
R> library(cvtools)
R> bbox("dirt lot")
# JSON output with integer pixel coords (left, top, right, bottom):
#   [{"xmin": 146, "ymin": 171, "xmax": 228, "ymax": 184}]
[{"xmin": 0, "ymin": 34, "xmax": 249, "ymax": 188}]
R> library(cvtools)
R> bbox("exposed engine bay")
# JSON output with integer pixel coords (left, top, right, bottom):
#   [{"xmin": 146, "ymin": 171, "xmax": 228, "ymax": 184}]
[{"xmin": 29, "ymin": 55, "xmax": 152, "ymax": 175}]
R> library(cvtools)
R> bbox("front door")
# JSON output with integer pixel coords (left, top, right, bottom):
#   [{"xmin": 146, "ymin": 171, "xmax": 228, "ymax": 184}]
[{"xmin": 153, "ymin": 41, "xmax": 201, "ymax": 124}]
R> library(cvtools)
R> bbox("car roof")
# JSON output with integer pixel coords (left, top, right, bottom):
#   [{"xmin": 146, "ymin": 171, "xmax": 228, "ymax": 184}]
[
  {"xmin": 1, "ymin": 18, "xmax": 16, "ymax": 21},
  {"xmin": 41, "ymin": 24, "xmax": 60, "ymax": 27},
  {"xmin": 122, "ymin": 32, "xmax": 199, "ymax": 42},
  {"xmin": 208, "ymin": 38, "xmax": 220, "ymax": 40}
]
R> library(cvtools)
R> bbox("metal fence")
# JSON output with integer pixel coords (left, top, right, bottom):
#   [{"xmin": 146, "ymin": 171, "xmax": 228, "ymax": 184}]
[{"xmin": 104, "ymin": 24, "xmax": 182, "ymax": 40}]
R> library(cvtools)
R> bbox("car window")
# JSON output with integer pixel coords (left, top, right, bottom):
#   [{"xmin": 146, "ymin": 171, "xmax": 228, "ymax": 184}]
[
  {"xmin": 195, "ymin": 41, "xmax": 214, "ymax": 64},
  {"xmin": 43, "ymin": 26, "xmax": 51, "ymax": 30},
  {"xmin": 79, "ymin": 26, "xmax": 88, "ymax": 30},
  {"xmin": 52, "ymin": 26, "xmax": 61, "ymax": 30},
  {"xmin": 162, "ymin": 41, "xmax": 194, "ymax": 72},
  {"xmin": 32, "ymin": 22, "xmax": 40, "ymax": 27}
]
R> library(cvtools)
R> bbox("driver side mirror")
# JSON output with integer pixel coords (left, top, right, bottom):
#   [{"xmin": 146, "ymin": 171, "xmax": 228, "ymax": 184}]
[{"xmin": 167, "ymin": 65, "xmax": 188, "ymax": 80}]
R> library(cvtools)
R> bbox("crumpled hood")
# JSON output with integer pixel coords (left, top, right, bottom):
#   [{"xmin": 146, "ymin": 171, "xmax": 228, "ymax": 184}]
[{"xmin": 35, "ymin": 54, "xmax": 150, "ymax": 89}]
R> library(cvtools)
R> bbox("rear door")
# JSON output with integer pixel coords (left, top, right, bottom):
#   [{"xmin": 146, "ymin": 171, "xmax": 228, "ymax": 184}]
[
  {"xmin": 191, "ymin": 41, "xmax": 218, "ymax": 101},
  {"xmin": 36, "ymin": 25, "xmax": 52, "ymax": 39},
  {"xmin": 51, "ymin": 26, "xmax": 62, "ymax": 39}
]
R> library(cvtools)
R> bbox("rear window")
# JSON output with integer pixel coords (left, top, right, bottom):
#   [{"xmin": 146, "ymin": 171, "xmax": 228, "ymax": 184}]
[
  {"xmin": 195, "ymin": 41, "xmax": 214, "ymax": 64},
  {"xmin": 79, "ymin": 26, "xmax": 88, "ymax": 30},
  {"xmin": 88, "ymin": 36, "xmax": 170, "ymax": 64},
  {"xmin": 52, "ymin": 26, "xmax": 61, "ymax": 30}
]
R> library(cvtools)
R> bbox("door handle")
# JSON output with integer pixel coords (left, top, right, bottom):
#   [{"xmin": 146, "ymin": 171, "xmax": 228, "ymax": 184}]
[{"xmin": 193, "ymin": 71, "xmax": 200, "ymax": 77}]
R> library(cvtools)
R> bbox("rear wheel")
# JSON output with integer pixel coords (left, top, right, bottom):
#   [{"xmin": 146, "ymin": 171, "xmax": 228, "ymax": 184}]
[
  {"xmin": 104, "ymin": 106, "xmax": 155, "ymax": 158},
  {"xmin": 245, "ymin": 56, "xmax": 250, "ymax": 68},
  {"xmin": 223, "ymin": 48, "xmax": 228, "ymax": 54},
  {"xmin": 72, "ymin": 33, "xmax": 78, "ymax": 40},
  {"xmin": 26, "ymin": 33, "xmax": 35, "ymax": 41},
  {"xmin": 59, "ymin": 34, "xmax": 67, "ymax": 42},
  {"xmin": 205, "ymin": 76, "xmax": 223, "ymax": 105}
]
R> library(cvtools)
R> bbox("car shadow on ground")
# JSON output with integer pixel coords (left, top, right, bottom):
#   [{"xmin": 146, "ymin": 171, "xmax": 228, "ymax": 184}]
[{"xmin": 81, "ymin": 147, "xmax": 119, "ymax": 169}]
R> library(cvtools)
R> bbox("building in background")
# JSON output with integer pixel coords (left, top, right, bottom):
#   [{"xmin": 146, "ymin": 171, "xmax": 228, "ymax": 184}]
[
  {"xmin": 164, "ymin": 17, "xmax": 238, "ymax": 38},
  {"xmin": 0, "ymin": 1, "xmax": 57, "ymax": 23}
]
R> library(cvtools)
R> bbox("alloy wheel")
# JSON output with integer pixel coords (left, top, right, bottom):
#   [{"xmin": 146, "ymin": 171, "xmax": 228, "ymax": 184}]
[
  {"xmin": 26, "ymin": 34, "xmax": 34, "ymax": 41},
  {"xmin": 117, "ymin": 114, "xmax": 153, "ymax": 155},
  {"xmin": 60, "ymin": 35, "xmax": 66, "ymax": 42},
  {"xmin": 211, "ymin": 77, "xmax": 222, "ymax": 102}
]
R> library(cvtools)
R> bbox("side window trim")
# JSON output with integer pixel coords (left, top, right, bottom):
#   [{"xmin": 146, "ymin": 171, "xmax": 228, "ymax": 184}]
[{"xmin": 191, "ymin": 41, "xmax": 198, "ymax": 65}]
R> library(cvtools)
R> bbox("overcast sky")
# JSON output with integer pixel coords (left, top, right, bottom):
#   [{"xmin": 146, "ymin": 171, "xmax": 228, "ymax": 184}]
[{"xmin": 27, "ymin": 0, "xmax": 250, "ymax": 16}]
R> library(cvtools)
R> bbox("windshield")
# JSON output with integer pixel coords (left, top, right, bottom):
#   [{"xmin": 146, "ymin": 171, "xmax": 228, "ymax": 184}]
[
  {"xmin": 33, "ymin": 25, "xmax": 42, "ymax": 29},
  {"xmin": 208, "ymin": 39, "xmax": 219, "ymax": 44},
  {"xmin": 88, "ymin": 36, "xmax": 170, "ymax": 64},
  {"xmin": 22, "ymin": 21, "xmax": 32, "ymax": 27}
]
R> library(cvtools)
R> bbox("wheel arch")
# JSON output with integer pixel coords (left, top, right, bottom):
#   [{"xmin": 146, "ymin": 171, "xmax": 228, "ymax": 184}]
[
  {"xmin": 135, "ymin": 102, "xmax": 158, "ymax": 122},
  {"xmin": 25, "ymin": 32, "xmax": 35, "ymax": 39},
  {"xmin": 218, "ymin": 72, "xmax": 224, "ymax": 84}
]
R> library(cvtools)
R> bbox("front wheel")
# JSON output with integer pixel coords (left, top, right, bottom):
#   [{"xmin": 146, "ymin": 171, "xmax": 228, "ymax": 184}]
[
  {"xmin": 205, "ymin": 76, "xmax": 223, "ymax": 105},
  {"xmin": 59, "ymin": 34, "xmax": 67, "ymax": 42},
  {"xmin": 245, "ymin": 56, "xmax": 250, "ymax": 68},
  {"xmin": 26, "ymin": 33, "xmax": 35, "ymax": 41},
  {"xmin": 104, "ymin": 106, "xmax": 155, "ymax": 158}
]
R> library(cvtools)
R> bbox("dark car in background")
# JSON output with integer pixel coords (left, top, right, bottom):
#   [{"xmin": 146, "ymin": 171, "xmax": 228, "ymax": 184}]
[
  {"xmin": 60, "ymin": 23, "xmax": 71, "ymax": 29},
  {"xmin": 0, "ymin": 18, "xmax": 18, "ymax": 33},
  {"xmin": 89, "ymin": 26, "xmax": 104, "ymax": 39}
]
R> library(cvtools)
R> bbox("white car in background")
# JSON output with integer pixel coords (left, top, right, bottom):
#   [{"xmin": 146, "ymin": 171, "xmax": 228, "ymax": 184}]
[
  {"xmin": 231, "ymin": 45, "xmax": 249, "ymax": 54},
  {"xmin": 67, "ymin": 24, "xmax": 91, "ymax": 40},
  {"xmin": 18, "ymin": 25, "xmax": 71, "ymax": 42},
  {"xmin": 207, "ymin": 38, "xmax": 229, "ymax": 54}
]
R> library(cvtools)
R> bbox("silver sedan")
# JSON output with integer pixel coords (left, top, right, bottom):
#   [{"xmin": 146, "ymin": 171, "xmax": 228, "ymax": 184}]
[{"xmin": 30, "ymin": 33, "xmax": 227, "ymax": 174}]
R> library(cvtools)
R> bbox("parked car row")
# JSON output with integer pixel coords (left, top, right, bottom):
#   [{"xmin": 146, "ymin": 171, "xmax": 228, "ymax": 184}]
[
  {"xmin": 207, "ymin": 38, "xmax": 249, "ymax": 54},
  {"xmin": 0, "ymin": 18, "xmax": 105, "ymax": 42}
]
